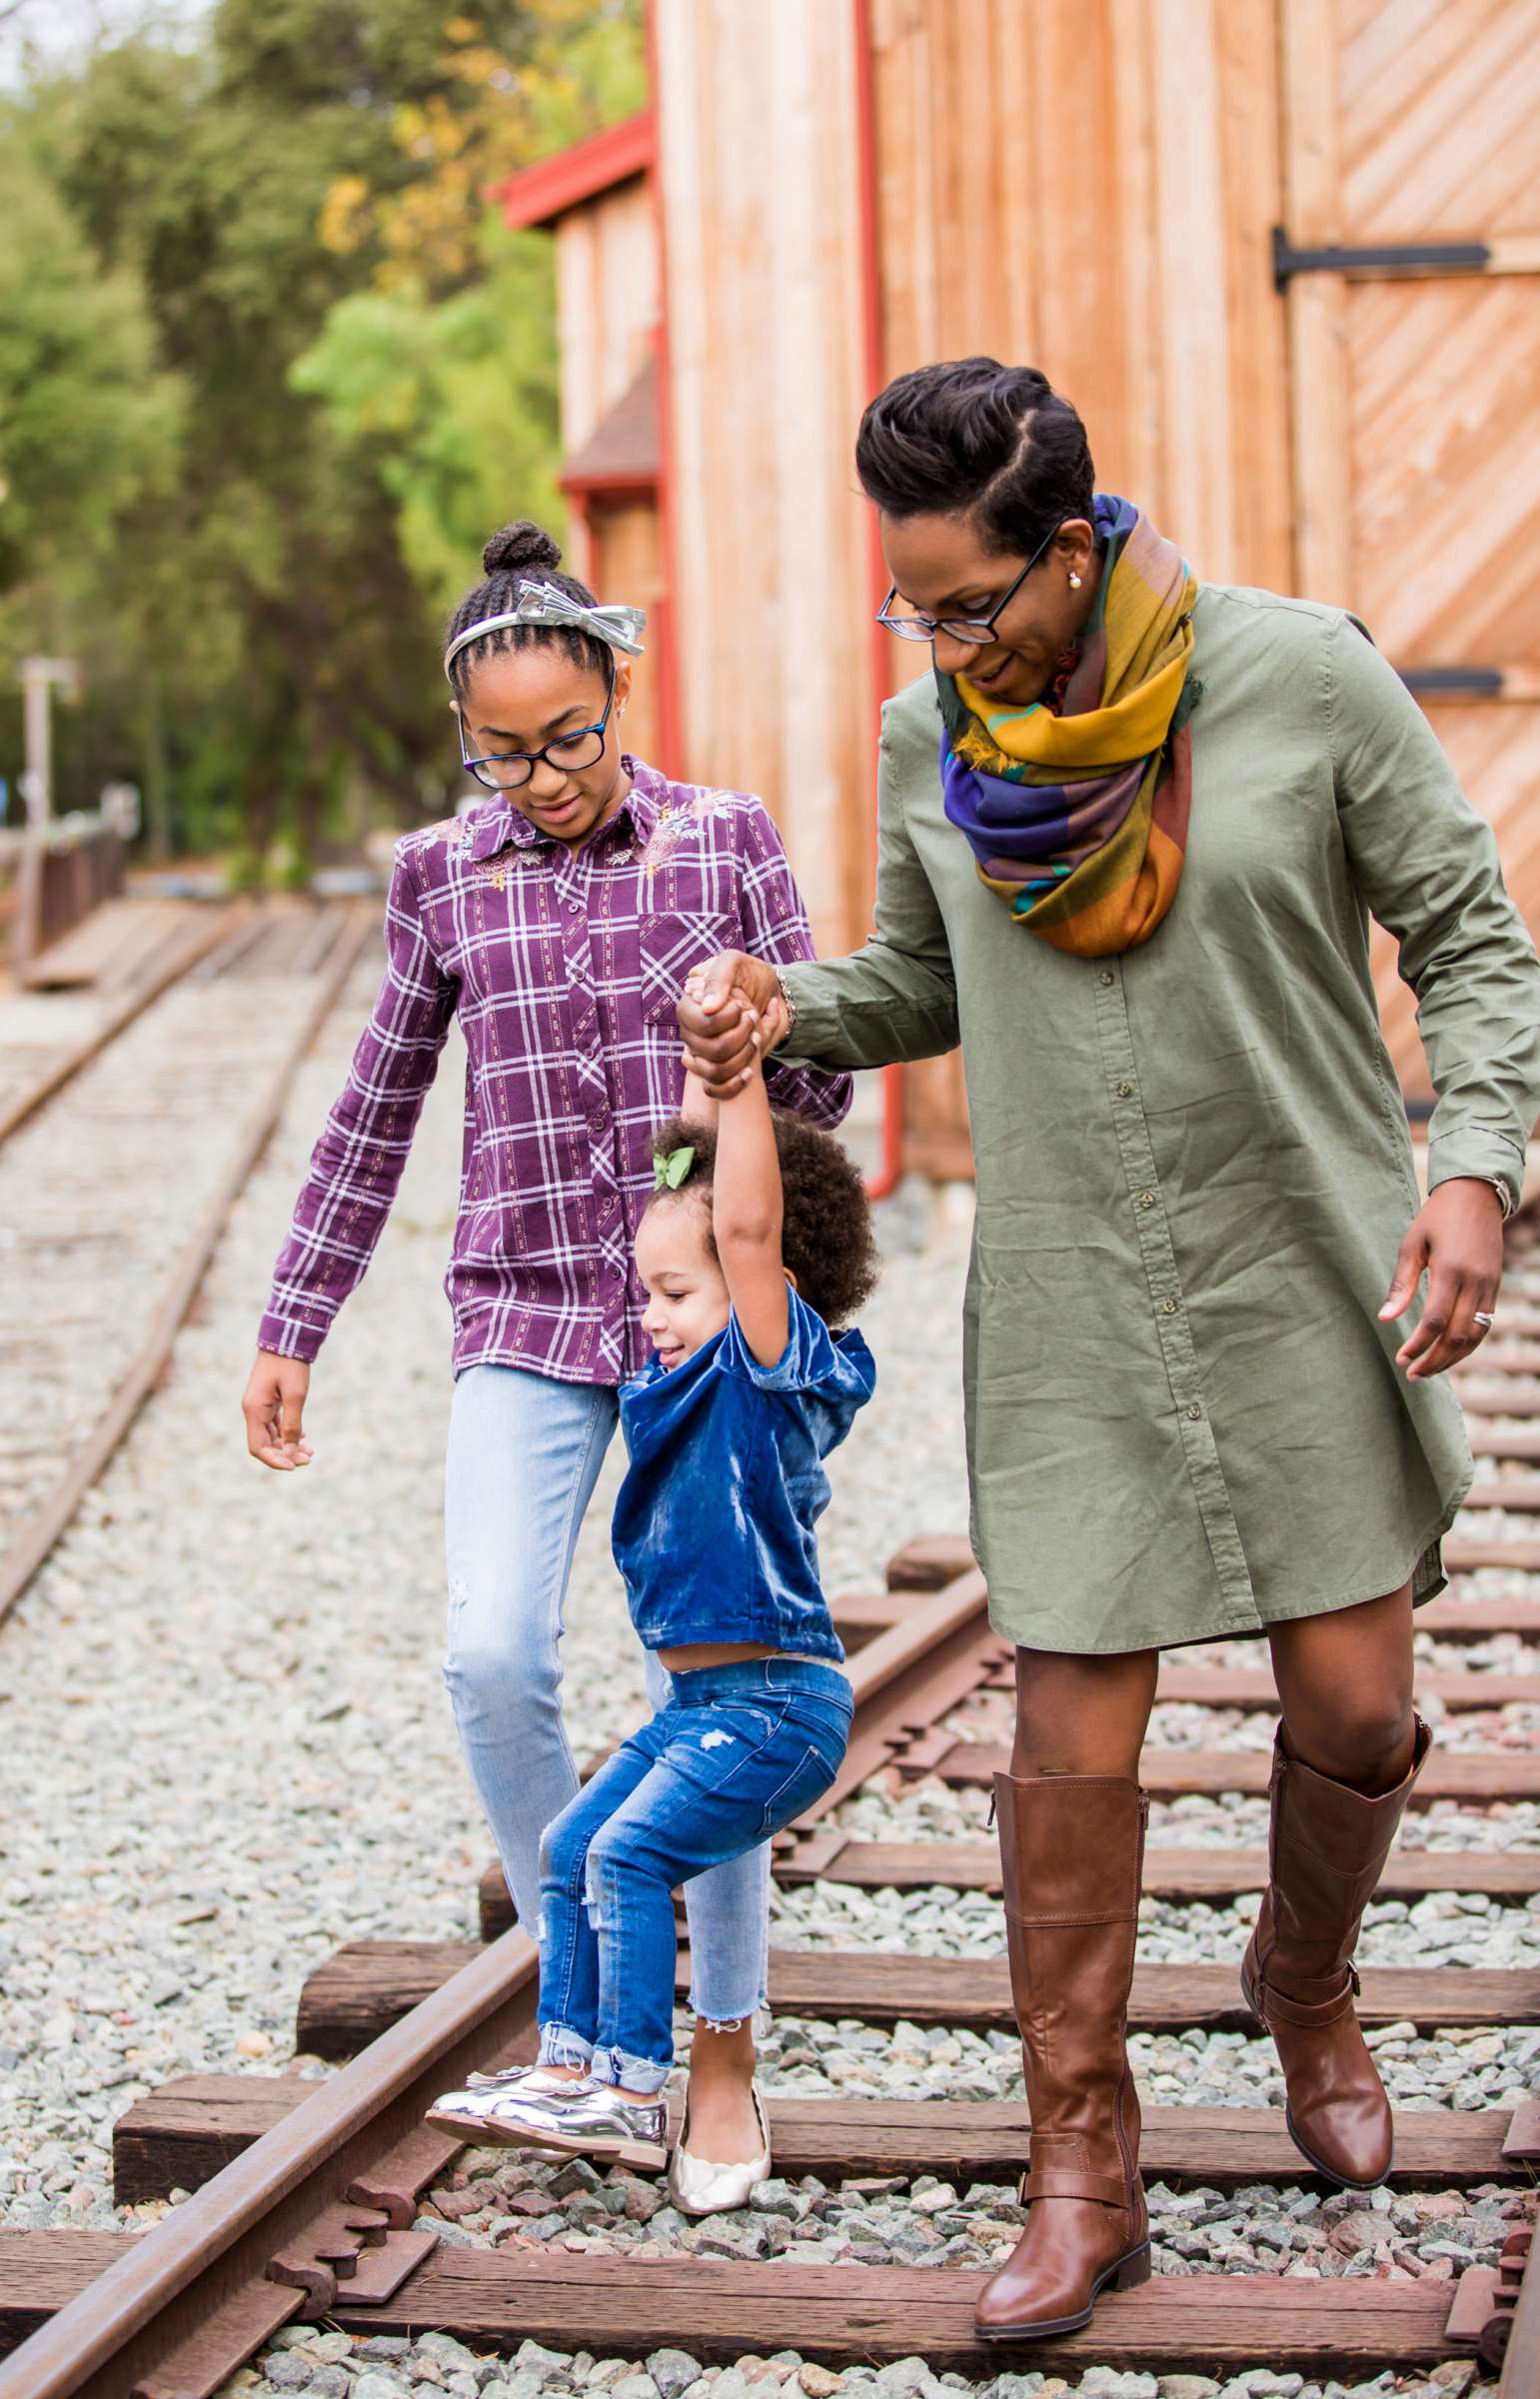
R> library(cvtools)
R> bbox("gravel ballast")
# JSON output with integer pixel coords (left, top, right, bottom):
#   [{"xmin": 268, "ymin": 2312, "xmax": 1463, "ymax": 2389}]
[{"xmin": 0, "ymin": 964, "xmax": 1527, "ymax": 2399}]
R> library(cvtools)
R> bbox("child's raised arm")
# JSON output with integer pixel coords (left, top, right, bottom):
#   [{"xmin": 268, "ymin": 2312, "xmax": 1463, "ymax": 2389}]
[{"xmin": 678, "ymin": 987, "xmax": 788, "ymax": 1368}]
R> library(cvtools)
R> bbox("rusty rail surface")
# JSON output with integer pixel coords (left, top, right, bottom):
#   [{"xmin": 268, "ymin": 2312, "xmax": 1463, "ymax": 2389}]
[{"xmin": 3, "ymin": 1253, "xmax": 1540, "ymax": 2384}]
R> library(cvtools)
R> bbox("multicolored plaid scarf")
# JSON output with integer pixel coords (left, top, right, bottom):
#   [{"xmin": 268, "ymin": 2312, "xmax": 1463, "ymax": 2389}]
[{"xmin": 936, "ymin": 493, "xmax": 1200, "ymax": 958}]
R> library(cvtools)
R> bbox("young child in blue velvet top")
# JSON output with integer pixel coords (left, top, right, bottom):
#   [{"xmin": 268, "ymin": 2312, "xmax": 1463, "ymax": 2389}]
[{"xmin": 430, "ymin": 984, "xmax": 877, "ymax": 2191}]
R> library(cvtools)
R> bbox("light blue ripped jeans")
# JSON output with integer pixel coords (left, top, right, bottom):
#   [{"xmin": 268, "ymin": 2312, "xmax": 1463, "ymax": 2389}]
[{"xmin": 442, "ymin": 1361, "xmax": 770, "ymax": 2028}]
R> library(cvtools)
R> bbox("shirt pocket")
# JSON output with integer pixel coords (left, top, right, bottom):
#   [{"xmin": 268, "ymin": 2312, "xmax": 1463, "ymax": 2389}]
[{"xmin": 640, "ymin": 907, "xmax": 743, "ymax": 1027}]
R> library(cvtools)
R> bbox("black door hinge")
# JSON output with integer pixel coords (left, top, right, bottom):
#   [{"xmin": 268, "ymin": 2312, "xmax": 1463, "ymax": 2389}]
[
  {"xmin": 1272, "ymin": 226, "xmax": 1490, "ymax": 290},
  {"xmin": 1398, "ymin": 667, "xmax": 1505, "ymax": 700}
]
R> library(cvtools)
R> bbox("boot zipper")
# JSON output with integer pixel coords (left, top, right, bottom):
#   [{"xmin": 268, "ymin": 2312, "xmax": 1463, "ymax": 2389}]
[{"xmin": 986, "ymin": 1790, "xmax": 997, "ymax": 1830}]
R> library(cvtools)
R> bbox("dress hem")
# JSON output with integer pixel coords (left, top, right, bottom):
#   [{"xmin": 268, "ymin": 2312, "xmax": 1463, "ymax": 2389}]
[{"xmin": 982, "ymin": 1497, "xmax": 1464, "ymax": 1656}]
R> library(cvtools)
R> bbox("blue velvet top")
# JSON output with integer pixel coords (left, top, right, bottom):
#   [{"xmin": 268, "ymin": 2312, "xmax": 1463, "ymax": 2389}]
[{"xmin": 613, "ymin": 1286, "xmax": 876, "ymax": 1662}]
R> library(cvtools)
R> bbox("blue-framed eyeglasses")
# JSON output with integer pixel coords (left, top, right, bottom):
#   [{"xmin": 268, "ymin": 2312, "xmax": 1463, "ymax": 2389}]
[
  {"xmin": 458, "ymin": 664, "xmax": 617, "ymax": 792},
  {"xmin": 876, "ymin": 520, "xmax": 1063, "ymax": 646}
]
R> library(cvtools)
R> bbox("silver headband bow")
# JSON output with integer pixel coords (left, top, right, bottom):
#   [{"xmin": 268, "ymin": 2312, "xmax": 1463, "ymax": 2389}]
[{"xmin": 444, "ymin": 578, "xmax": 647, "ymax": 679}]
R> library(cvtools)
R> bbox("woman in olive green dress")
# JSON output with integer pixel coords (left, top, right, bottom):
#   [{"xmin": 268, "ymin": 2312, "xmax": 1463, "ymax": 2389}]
[{"xmin": 679, "ymin": 359, "xmax": 1540, "ymax": 2345}]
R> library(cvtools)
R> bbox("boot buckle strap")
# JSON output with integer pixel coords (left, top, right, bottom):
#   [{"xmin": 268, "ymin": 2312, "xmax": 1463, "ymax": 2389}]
[
  {"xmin": 1024, "ymin": 2166, "xmax": 1136, "ymax": 2209},
  {"xmin": 1261, "ymin": 1976, "xmax": 1357, "ymax": 2031}
]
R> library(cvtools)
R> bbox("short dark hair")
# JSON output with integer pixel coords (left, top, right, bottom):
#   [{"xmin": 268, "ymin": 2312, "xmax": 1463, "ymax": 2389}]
[
  {"xmin": 444, "ymin": 520, "xmax": 611, "ymax": 695},
  {"xmin": 649, "ymin": 1109, "xmax": 879, "ymax": 1330},
  {"xmin": 854, "ymin": 357, "xmax": 1095, "ymax": 560}
]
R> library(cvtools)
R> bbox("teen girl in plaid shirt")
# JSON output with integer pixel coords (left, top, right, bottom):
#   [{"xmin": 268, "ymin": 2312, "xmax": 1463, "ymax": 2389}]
[{"xmin": 243, "ymin": 521, "xmax": 850, "ymax": 2193}]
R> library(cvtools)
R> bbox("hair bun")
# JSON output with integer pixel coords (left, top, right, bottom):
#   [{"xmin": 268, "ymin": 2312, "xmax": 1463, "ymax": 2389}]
[{"xmin": 482, "ymin": 521, "xmax": 562, "ymax": 578}]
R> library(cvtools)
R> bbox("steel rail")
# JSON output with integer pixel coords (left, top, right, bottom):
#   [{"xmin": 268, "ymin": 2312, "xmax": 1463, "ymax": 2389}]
[
  {"xmin": 0, "ymin": 1931, "xmax": 541, "ymax": 2399},
  {"xmin": 0, "ymin": 903, "xmax": 249, "ymax": 1149},
  {"xmin": 0, "ymin": 1560, "xmax": 993, "ymax": 2393},
  {"xmin": 0, "ymin": 905, "xmax": 375, "ymax": 1628}
]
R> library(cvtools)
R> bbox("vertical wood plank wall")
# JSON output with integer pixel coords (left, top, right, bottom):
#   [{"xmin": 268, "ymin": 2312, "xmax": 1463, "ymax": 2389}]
[
  {"xmin": 864, "ymin": 0, "xmax": 1292, "ymax": 1156},
  {"xmin": 553, "ymin": 182, "xmax": 663, "ymax": 760},
  {"xmin": 868, "ymin": 0, "xmax": 1290, "ymax": 589},
  {"xmin": 1282, "ymin": 0, "xmax": 1540, "ymax": 1098},
  {"xmin": 651, "ymin": 0, "xmax": 875, "ymax": 961},
  {"xmin": 639, "ymin": 0, "xmax": 1539, "ymax": 1160},
  {"xmin": 592, "ymin": 502, "xmax": 666, "ymax": 766},
  {"xmin": 554, "ymin": 181, "xmax": 659, "ymax": 453}
]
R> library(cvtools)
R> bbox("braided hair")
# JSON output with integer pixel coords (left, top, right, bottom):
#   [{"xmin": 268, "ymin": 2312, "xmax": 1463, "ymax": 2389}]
[
  {"xmin": 444, "ymin": 521, "xmax": 611, "ymax": 696},
  {"xmin": 854, "ymin": 357, "xmax": 1095, "ymax": 560}
]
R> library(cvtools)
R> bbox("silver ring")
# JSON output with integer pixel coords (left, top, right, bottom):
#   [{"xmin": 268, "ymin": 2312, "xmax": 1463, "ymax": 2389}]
[{"xmin": 1473, "ymin": 1310, "xmax": 1496, "ymax": 1327}]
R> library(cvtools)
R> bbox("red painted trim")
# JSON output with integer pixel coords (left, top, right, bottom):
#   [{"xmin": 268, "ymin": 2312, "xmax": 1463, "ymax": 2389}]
[
  {"xmin": 560, "ymin": 470, "xmax": 659, "ymax": 501},
  {"xmin": 493, "ymin": 110, "xmax": 656, "ymax": 230},
  {"xmin": 643, "ymin": 6, "xmax": 684, "ymax": 780},
  {"xmin": 851, "ymin": 0, "xmax": 904, "ymax": 1200}
]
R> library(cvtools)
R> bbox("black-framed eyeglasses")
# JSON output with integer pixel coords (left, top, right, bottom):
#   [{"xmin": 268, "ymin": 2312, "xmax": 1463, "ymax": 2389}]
[
  {"xmin": 876, "ymin": 520, "xmax": 1062, "ymax": 646},
  {"xmin": 458, "ymin": 664, "xmax": 617, "ymax": 792}
]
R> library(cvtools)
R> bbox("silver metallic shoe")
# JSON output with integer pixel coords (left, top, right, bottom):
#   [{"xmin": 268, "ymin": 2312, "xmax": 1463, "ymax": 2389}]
[
  {"xmin": 425, "ymin": 2065, "xmax": 587, "ymax": 2142},
  {"xmin": 667, "ymin": 2082, "xmax": 771, "ymax": 2217},
  {"xmin": 429, "ymin": 2074, "xmax": 669, "ymax": 2170}
]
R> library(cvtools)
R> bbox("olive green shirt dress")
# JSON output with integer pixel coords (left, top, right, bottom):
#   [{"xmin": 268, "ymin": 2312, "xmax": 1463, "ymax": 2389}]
[{"xmin": 781, "ymin": 586, "xmax": 1540, "ymax": 1652}]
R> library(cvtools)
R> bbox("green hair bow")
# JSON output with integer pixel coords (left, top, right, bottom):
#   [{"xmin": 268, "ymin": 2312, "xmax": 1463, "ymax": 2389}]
[{"xmin": 653, "ymin": 1144, "xmax": 696, "ymax": 1194}]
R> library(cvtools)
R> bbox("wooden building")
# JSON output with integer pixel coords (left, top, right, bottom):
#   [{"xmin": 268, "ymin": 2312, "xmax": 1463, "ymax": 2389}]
[{"xmin": 498, "ymin": 0, "xmax": 1540, "ymax": 1179}]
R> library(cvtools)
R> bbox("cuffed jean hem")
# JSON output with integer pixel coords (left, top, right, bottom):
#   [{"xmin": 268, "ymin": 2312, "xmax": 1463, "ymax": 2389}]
[
  {"xmin": 590, "ymin": 2042, "xmax": 672, "ymax": 2095},
  {"xmin": 537, "ymin": 2024, "xmax": 595, "ymax": 2071}
]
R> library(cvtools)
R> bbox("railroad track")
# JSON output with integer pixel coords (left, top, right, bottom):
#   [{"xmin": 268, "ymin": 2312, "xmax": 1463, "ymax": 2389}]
[
  {"xmin": 2, "ymin": 1226, "xmax": 1539, "ymax": 2393},
  {"xmin": 0, "ymin": 899, "xmax": 373, "ymax": 1626}
]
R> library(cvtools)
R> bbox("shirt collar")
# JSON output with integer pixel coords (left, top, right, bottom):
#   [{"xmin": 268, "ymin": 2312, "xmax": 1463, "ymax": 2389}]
[{"xmin": 461, "ymin": 759, "xmax": 663, "ymax": 864}]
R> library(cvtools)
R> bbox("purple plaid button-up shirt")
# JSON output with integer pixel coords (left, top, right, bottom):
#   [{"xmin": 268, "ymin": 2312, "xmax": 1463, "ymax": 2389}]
[{"xmin": 258, "ymin": 760, "xmax": 851, "ymax": 1385}]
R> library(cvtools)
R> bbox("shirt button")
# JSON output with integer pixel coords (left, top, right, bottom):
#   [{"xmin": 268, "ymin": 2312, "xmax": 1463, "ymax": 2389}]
[
  {"xmin": 1160, "ymin": 1297, "xmax": 1178, "ymax": 1316},
  {"xmin": 1116, "ymin": 1081, "xmax": 1134, "ymax": 1100},
  {"xmin": 1098, "ymin": 970, "xmax": 1115, "ymax": 988},
  {"xmin": 1136, "ymin": 1191, "xmax": 1156, "ymax": 1210},
  {"xmin": 1186, "ymin": 1402, "xmax": 1203, "ymax": 1421}
]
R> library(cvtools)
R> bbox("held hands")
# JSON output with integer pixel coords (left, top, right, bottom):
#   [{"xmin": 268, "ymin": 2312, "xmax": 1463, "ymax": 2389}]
[
  {"xmin": 678, "ymin": 952, "xmax": 790, "ymax": 1098},
  {"xmin": 243, "ymin": 1350, "xmax": 314, "ymax": 1470},
  {"xmin": 1379, "ymin": 1178, "xmax": 1505, "ymax": 1379}
]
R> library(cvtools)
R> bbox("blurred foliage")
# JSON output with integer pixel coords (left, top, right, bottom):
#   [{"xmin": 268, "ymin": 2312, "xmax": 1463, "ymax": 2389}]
[
  {"xmin": 292, "ymin": 220, "xmax": 562, "ymax": 617},
  {"xmin": 0, "ymin": 0, "xmax": 645, "ymax": 867},
  {"xmin": 322, "ymin": 2, "xmax": 646, "ymax": 292}
]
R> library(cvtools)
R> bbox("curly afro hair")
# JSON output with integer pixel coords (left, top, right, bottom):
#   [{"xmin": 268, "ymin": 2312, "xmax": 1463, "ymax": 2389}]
[{"xmin": 648, "ymin": 1109, "xmax": 879, "ymax": 1330}]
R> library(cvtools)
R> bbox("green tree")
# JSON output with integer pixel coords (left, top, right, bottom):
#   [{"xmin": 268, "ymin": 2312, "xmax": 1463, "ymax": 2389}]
[
  {"xmin": 0, "ymin": 137, "xmax": 182, "ymax": 591},
  {"xmin": 292, "ymin": 219, "xmax": 562, "ymax": 616},
  {"xmin": 1, "ymin": 0, "xmax": 644, "ymax": 863}
]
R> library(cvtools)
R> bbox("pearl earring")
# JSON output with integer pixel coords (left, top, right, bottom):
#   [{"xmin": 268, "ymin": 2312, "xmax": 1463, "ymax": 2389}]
[{"xmin": 1068, "ymin": 572, "xmax": 1083, "ymax": 590}]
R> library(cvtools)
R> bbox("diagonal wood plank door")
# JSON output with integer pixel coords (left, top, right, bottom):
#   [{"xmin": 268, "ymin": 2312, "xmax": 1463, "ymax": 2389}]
[{"xmin": 1282, "ymin": 0, "xmax": 1540, "ymax": 1102}]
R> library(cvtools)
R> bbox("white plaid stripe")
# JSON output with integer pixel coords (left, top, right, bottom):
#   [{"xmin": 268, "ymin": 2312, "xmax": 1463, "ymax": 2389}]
[{"xmin": 258, "ymin": 762, "xmax": 851, "ymax": 1384}]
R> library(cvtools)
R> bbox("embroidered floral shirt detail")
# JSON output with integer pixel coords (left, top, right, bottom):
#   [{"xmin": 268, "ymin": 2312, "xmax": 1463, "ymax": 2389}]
[{"xmin": 258, "ymin": 760, "xmax": 851, "ymax": 1385}]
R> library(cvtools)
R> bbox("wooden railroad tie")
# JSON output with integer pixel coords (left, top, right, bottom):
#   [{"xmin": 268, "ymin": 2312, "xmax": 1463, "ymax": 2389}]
[
  {"xmin": 0, "ymin": 2229, "xmax": 1520, "ymax": 2376},
  {"xmin": 112, "ymin": 2075, "xmax": 1540, "ymax": 2209},
  {"xmin": 294, "ymin": 1939, "xmax": 1540, "ymax": 2061},
  {"xmin": 479, "ymin": 1840, "xmax": 1540, "ymax": 1939},
  {"xmin": 910, "ymin": 1740, "xmax": 1540, "ymax": 1801}
]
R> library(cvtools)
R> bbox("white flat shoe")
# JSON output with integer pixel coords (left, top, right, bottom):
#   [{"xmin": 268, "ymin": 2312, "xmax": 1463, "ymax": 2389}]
[{"xmin": 667, "ymin": 2082, "xmax": 771, "ymax": 2217}]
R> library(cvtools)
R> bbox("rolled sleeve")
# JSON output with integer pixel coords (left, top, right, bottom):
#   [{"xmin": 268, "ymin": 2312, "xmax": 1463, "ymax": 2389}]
[{"xmin": 1330, "ymin": 613, "xmax": 1540, "ymax": 1210}]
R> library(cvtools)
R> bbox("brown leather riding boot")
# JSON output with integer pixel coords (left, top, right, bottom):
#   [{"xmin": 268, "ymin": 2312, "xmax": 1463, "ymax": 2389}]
[
  {"xmin": 973, "ymin": 1771, "xmax": 1151, "ymax": 2344},
  {"xmin": 1240, "ymin": 1716, "xmax": 1431, "ymax": 2189}
]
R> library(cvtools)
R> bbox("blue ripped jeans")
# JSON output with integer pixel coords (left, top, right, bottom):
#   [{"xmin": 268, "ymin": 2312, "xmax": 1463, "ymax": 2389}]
[
  {"xmin": 537, "ymin": 1656, "xmax": 853, "ymax": 2092},
  {"xmin": 443, "ymin": 1363, "xmax": 771, "ymax": 2028}
]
